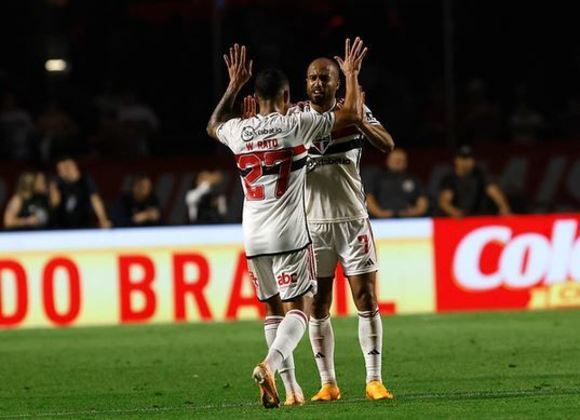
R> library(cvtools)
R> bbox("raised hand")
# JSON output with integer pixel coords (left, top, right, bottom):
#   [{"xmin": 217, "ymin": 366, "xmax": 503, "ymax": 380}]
[
  {"xmin": 334, "ymin": 37, "xmax": 368, "ymax": 76},
  {"xmin": 223, "ymin": 43, "xmax": 253, "ymax": 90},
  {"xmin": 242, "ymin": 95, "xmax": 257, "ymax": 119}
]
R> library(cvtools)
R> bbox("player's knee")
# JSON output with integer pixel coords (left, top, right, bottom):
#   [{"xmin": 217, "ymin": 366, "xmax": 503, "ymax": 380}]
[
  {"xmin": 264, "ymin": 296, "xmax": 284, "ymax": 316},
  {"xmin": 311, "ymin": 295, "xmax": 331, "ymax": 319},
  {"xmin": 353, "ymin": 285, "xmax": 377, "ymax": 312}
]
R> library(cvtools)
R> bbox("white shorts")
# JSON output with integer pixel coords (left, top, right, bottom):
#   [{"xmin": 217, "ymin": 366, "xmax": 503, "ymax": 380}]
[
  {"xmin": 308, "ymin": 218, "xmax": 378, "ymax": 278},
  {"xmin": 247, "ymin": 244, "xmax": 317, "ymax": 302}
]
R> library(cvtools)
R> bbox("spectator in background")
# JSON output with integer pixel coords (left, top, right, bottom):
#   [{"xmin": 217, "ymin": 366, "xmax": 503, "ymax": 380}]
[
  {"xmin": 457, "ymin": 78, "xmax": 501, "ymax": 143},
  {"xmin": 185, "ymin": 170, "xmax": 227, "ymax": 224},
  {"xmin": 115, "ymin": 174, "xmax": 162, "ymax": 227},
  {"xmin": 36, "ymin": 101, "xmax": 79, "ymax": 161},
  {"xmin": 0, "ymin": 93, "xmax": 34, "ymax": 160},
  {"xmin": 50, "ymin": 156, "xmax": 111, "ymax": 229},
  {"xmin": 3, "ymin": 171, "xmax": 51, "ymax": 229},
  {"xmin": 438, "ymin": 145, "xmax": 511, "ymax": 218},
  {"xmin": 116, "ymin": 90, "xmax": 159, "ymax": 157},
  {"xmin": 509, "ymin": 99, "xmax": 544, "ymax": 145},
  {"xmin": 366, "ymin": 149, "xmax": 429, "ymax": 218}
]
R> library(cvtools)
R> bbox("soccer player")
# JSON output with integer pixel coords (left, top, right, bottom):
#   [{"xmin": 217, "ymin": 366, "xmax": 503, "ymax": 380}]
[
  {"xmin": 298, "ymin": 57, "xmax": 396, "ymax": 401},
  {"xmin": 206, "ymin": 38, "xmax": 367, "ymax": 408}
]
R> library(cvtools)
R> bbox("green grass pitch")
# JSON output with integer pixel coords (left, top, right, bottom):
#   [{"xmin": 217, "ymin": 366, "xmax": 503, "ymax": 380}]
[{"xmin": 1, "ymin": 310, "xmax": 579, "ymax": 419}]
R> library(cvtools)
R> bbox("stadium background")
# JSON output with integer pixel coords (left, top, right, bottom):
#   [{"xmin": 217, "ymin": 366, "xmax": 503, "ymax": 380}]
[{"xmin": 0, "ymin": 0, "xmax": 579, "ymax": 418}]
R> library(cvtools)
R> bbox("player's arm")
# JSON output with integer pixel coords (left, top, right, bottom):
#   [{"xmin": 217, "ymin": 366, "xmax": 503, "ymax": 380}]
[
  {"xmin": 332, "ymin": 37, "xmax": 367, "ymax": 130},
  {"xmin": 359, "ymin": 122, "xmax": 394, "ymax": 153},
  {"xmin": 486, "ymin": 184, "xmax": 512, "ymax": 215},
  {"xmin": 356, "ymin": 93, "xmax": 394, "ymax": 152},
  {"xmin": 207, "ymin": 44, "xmax": 253, "ymax": 140},
  {"xmin": 438, "ymin": 189, "xmax": 463, "ymax": 218}
]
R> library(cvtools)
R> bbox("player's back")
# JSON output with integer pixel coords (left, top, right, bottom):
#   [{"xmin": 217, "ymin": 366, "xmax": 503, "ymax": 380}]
[{"xmin": 216, "ymin": 111, "xmax": 334, "ymax": 257}]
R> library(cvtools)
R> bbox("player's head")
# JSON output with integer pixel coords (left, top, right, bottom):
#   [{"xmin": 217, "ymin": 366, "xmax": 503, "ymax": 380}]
[
  {"xmin": 254, "ymin": 68, "xmax": 290, "ymax": 106},
  {"xmin": 454, "ymin": 145, "xmax": 476, "ymax": 175},
  {"xmin": 16, "ymin": 172, "xmax": 37, "ymax": 199},
  {"xmin": 55, "ymin": 156, "xmax": 80, "ymax": 182},
  {"xmin": 306, "ymin": 58, "xmax": 340, "ymax": 106},
  {"xmin": 131, "ymin": 173, "xmax": 152, "ymax": 201},
  {"xmin": 387, "ymin": 149, "xmax": 408, "ymax": 172}
]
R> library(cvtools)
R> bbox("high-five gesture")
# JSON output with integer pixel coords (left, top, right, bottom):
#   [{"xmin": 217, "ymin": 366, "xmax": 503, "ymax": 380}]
[
  {"xmin": 223, "ymin": 44, "xmax": 253, "ymax": 90},
  {"xmin": 334, "ymin": 37, "xmax": 367, "ymax": 76},
  {"xmin": 207, "ymin": 43, "xmax": 253, "ymax": 138}
]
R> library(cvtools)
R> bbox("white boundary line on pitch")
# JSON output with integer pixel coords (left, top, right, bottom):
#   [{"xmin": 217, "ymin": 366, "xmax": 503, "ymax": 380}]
[{"xmin": 1, "ymin": 387, "xmax": 579, "ymax": 419}]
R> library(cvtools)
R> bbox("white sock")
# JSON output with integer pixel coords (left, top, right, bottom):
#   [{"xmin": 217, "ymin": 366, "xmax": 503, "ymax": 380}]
[
  {"xmin": 264, "ymin": 310, "xmax": 308, "ymax": 374},
  {"xmin": 309, "ymin": 315, "xmax": 337, "ymax": 385},
  {"xmin": 358, "ymin": 308, "xmax": 383, "ymax": 383},
  {"xmin": 264, "ymin": 315, "xmax": 301, "ymax": 395}
]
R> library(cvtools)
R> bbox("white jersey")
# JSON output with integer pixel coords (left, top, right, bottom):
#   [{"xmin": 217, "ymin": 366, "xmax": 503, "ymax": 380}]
[
  {"xmin": 298, "ymin": 102, "xmax": 381, "ymax": 223},
  {"xmin": 216, "ymin": 111, "xmax": 335, "ymax": 257}
]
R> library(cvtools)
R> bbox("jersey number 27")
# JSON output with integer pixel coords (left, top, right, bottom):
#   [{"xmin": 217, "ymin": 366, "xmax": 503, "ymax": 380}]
[{"xmin": 238, "ymin": 149, "xmax": 293, "ymax": 200}]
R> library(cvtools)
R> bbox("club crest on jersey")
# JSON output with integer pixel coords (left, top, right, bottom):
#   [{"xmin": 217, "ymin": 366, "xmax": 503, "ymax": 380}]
[{"xmin": 312, "ymin": 136, "xmax": 332, "ymax": 154}]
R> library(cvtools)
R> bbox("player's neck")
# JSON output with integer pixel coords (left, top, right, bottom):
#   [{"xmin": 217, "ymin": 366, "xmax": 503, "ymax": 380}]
[
  {"xmin": 310, "ymin": 98, "xmax": 336, "ymax": 114},
  {"xmin": 258, "ymin": 99, "xmax": 285, "ymax": 116}
]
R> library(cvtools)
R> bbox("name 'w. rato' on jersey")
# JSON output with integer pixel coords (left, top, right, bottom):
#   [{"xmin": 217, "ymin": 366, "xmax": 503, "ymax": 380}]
[
  {"xmin": 216, "ymin": 111, "xmax": 335, "ymax": 257},
  {"xmin": 293, "ymin": 102, "xmax": 381, "ymax": 223}
]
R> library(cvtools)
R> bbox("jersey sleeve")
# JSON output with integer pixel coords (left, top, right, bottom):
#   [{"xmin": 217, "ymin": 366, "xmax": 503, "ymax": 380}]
[
  {"xmin": 363, "ymin": 105, "xmax": 380, "ymax": 126},
  {"xmin": 297, "ymin": 112, "xmax": 335, "ymax": 147},
  {"xmin": 215, "ymin": 118, "xmax": 242, "ymax": 147}
]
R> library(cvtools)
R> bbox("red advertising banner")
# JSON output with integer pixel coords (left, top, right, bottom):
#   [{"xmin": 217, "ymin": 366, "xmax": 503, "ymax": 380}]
[{"xmin": 434, "ymin": 214, "xmax": 580, "ymax": 311}]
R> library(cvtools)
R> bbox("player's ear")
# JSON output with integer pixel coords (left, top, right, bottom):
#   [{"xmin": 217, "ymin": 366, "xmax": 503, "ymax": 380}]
[{"xmin": 283, "ymin": 89, "xmax": 290, "ymax": 104}]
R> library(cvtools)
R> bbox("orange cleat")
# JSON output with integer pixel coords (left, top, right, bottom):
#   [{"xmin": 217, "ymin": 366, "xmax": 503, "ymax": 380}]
[
  {"xmin": 284, "ymin": 390, "xmax": 305, "ymax": 406},
  {"xmin": 310, "ymin": 383, "xmax": 341, "ymax": 402},
  {"xmin": 252, "ymin": 363, "xmax": 280, "ymax": 409},
  {"xmin": 365, "ymin": 380, "xmax": 395, "ymax": 400}
]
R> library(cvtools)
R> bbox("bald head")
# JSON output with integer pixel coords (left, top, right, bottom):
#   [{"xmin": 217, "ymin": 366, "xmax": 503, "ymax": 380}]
[
  {"xmin": 307, "ymin": 58, "xmax": 340, "ymax": 79},
  {"xmin": 306, "ymin": 57, "xmax": 340, "ymax": 108}
]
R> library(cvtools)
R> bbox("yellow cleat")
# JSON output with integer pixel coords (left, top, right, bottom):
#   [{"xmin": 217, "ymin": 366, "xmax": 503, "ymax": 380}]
[
  {"xmin": 365, "ymin": 380, "xmax": 395, "ymax": 400},
  {"xmin": 284, "ymin": 390, "xmax": 305, "ymax": 406},
  {"xmin": 252, "ymin": 362, "xmax": 280, "ymax": 409},
  {"xmin": 311, "ymin": 383, "xmax": 341, "ymax": 402}
]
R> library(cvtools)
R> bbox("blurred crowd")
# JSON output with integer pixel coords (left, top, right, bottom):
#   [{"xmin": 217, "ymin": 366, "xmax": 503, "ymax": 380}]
[
  {"xmin": 0, "ymin": 90, "xmax": 159, "ymax": 162},
  {"xmin": 3, "ymin": 78, "xmax": 579, "ymax": 163},
  {"xmin": 3, "ymin": 146, "xmax": 517, "ymax": 231},
  {"xmin": 2, "ymin": 157, "xmax": 229, "ymax": 230}
]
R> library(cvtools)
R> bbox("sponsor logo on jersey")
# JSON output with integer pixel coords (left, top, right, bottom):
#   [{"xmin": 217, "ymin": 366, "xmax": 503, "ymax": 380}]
[
  {"xmin": 312, "ymin": 157, "xmax": 352, "ymax": 167},
  {"xmin": 241, "ymin": 126, "xmax": 256, "ymax": 142},
  {"xmin": 242, "ymin": 126, "xmax": 282, "ymax": 142},
  {"xmin": 277, "ymin": 272, "xmax": 298, "ymax": 286}
]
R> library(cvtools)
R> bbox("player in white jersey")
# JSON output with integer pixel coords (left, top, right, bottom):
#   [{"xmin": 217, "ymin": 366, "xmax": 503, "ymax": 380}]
[
  {"xmin": 206, "ymin": 39, "xmax": 367, "ymax": 408},
  {"xmin": 299, "ymin": 58, "xmax": 396, "ymax": 401}
]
